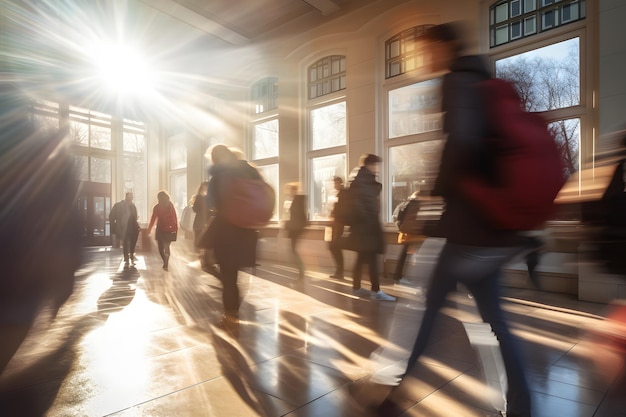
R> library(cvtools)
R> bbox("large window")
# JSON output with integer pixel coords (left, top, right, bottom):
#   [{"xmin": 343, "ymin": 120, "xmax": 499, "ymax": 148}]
[
  {"xmin": 488, "ymin": 0, "xmax": 591, "ymax": 219},
  {"xmin": 307, "ymin": 55, "xmax": 348, "ymax": 220},
  {"xmin": 123, "ymin": 118, "xmax": 148, "ymax": 221},
  {"xmin": 250, "ymin": 78, "xmax": 280, "ymax": 220},
  {"xmin": 495, "ymin": 37, "xmax": 582, "ymax": 177}
]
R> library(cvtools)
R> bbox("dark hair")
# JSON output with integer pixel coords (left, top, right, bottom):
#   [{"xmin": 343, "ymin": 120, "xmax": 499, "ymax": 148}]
[
  {"xmin": 424, "ymin": 22, "xmax": 466, "ymax": 56},
  {"xmin": 363, "ymin": 153, "xmax": 382, "ymax": 165},
  {"xmin": 333, "ymin": 176, "xmax": 344, "ymax": 184}
]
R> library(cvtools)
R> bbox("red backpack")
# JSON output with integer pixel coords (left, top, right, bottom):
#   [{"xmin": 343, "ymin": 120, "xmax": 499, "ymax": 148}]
[{"xmin": 460, "ymin": 78, "xmax": 567, "ymax": 230}]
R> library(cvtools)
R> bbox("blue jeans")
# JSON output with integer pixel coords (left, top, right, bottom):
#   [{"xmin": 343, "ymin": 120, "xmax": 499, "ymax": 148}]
[{"xmin": 404, "ymin": 242, "xmax": 531, "ymax": 417}]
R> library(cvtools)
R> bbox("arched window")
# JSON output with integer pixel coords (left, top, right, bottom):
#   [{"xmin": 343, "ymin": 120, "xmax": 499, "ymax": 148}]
[
  {"xmin": 385, "ymin": 24, "xmax": 434, "ymax": 79},
  {"xmin": 307, "ymin": 55, "xmax": 346, "ymax": 99},
  {"xmin": 251, "ymin": 76, "xmax": 278, "ymax": 114}
]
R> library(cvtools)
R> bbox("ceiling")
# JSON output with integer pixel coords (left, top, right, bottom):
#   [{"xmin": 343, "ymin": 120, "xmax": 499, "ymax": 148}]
[{"xmin": 139, "ymin": 0, "xmax": 378, "ymax": 46}]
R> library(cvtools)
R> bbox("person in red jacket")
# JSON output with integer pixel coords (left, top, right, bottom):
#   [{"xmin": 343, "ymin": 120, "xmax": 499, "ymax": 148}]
[{"xmin": 147, "ymin": 190, "xmax": 178, "ymax": 271}]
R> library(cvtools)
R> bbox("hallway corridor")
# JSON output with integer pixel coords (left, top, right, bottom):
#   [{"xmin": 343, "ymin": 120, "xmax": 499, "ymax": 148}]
[{"xmin": 0, "ymin": 244, "xmax": 624, "ymax": 417}]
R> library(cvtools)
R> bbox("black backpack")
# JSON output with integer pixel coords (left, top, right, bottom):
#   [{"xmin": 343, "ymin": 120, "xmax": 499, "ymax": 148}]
[
  {"xmin": 333, "ymin": 187, "xmax": 355, "ymax": 226},
  {"xmin": 396, "ymin": 199, "xmax": 421, "ymax": 234}
]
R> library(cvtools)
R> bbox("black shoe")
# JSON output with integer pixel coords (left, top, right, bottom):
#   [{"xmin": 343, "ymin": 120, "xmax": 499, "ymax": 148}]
[{"xmin": 330, "ymin": 273, "xmax": 345, "ymax": 279}]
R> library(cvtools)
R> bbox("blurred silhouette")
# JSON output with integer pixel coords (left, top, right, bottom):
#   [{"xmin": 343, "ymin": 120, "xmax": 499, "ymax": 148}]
[
  {"xmin": 374, "ymin": 23, "xmax": 532, "ymax": 417},
  {"xmin": 328, "ymin": 176, "xmax": 346, "ymax": 279},
  {"xmin": 0, "ymin": 83, "xmax": 82, "ymax": 375},
  {"xmin": 206, "ymin": 145, "xmax": 261, "ymax": 327},
  {"xmin": 391, "ymin": 191, "xmax": 422, "ymax": 284},
  {"xmin": 179, "ymin": 195, "xmax": 196, "ymax": 241},
  {"xmin": 147, "ymin": 190, "xmax": 178, "ymax": 271},
  {"xmin": 109, "ymin": 192, "xmax": 140, "ymax": 266},
  {"xmin": 284, "ymin": 183, "xmax": 307, "ymax": 280},
  {"xmin": 345, "ymin": 154, "xmax": 396, "ymax": 302}
]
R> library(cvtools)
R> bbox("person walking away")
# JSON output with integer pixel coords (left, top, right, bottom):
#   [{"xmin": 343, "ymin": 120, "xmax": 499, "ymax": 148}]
[
  {"xmin": 193, "ymin": 181, "xmax": 220, "ymax": 277},
  {"xmin": 110, "ymin": 192, "xmax": 140, "ymax": 266},
  {"xmin": 284, "ymin": 183, "xmax": 307, "ymax": 280},
  {"xmin": 328, "ymin": 176, "xmax": 346, "ymax": 279},
  {"xmin": 375, "ymin": 23, "xmax": 532, "ymax": 417},
  {"xmin": 147, "ymin": 190, "xmax": 178, "ymax": 271},
  {"xmin": 206, "ymin": 145, "xmax": 260, "ymax": 326},
  {"xmin": 346, "ymin": 154, "xmax": 396, "ymax": 301},
  {"xmin": 392, "ymin": 191, "xmax": 422, "ymax": 285}
]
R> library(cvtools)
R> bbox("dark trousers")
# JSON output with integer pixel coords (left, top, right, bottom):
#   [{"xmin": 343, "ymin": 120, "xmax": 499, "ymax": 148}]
[
  {"xmin": 220, "ymin": 262, "xmax": 240, "ymax": 317},
  {"xmin": 290, "ymin": 235, "xmax": 304, "ymax": 279},
  {"xmin": 122, "ymin": 230, "xmax": 139, "ymax": 261},
  {"xmin": 157, "ymin": 238, "xmax": 171, "ymax": 268},
  {"xmin": 352, "ymin": 251, "xmax": 380, "ymax": 292},
  {"xmin": 404, "ymin": 242, "xmax": 531, "ymax": 417},
  {"xmin": 394, "ymin": 243, "xmax": 410, "ymax": 280}
]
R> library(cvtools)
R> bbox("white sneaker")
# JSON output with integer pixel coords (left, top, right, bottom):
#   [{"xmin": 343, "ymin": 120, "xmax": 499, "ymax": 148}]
[
  {"xmin": 394, "ymin": 277, "xmax": 413, "ymax": 286},
  {"xmin": 352, "ymin": 288, "xmax": 372, "ymax": 297},
  {"xmin": 372, "ymin": 290, "xmax": 396, "ymax": 301}
]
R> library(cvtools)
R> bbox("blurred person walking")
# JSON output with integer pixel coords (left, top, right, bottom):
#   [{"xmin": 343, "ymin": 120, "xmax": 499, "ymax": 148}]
[
  {"xmin": 147, "ymin": 190, "xmax": 178, "ymax": 271},
  {"xmin": 328, "ymin": 176, "xmax": 346, "ymax": 279},
  {"xmin": 346, "ymin": 154, "xmax": 396, "ymax": 302},
  {"xmin": 375, "ymin": 23, "xmax": 532, "ymax": 417},
  {"xmin": 284, "ymin": 183, "xmax": 308, "ymax": 280},
  {"xmin": 391, "ymin": 191, "xmax": 422, "ymax": 285},
  {"xmin": 206, "ymin": 145, "xmax": 262, "ymax": 326},
  {"xmin": 109, "ymin": 192, "xmax": 140, "ymax": 266},
  {"xmin": 0, "ymin": 83, "xmax": 82, "ymax": 375}
]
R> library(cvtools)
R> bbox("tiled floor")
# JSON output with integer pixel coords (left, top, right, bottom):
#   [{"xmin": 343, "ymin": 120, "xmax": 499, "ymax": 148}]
[{"xmin": 1, "ymin": 243, "xmax": 625, "ymax": 417}]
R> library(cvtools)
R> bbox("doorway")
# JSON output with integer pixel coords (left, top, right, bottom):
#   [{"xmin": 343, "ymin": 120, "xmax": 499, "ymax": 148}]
[{"xmin": 76, "ymin": 182, "xmax": 111, "ymax": 246}]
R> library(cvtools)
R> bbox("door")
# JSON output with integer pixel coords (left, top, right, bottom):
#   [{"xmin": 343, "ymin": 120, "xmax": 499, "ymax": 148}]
[{"xmin": 76, "ymin": 182, "xmax": 111, "ymax": 246}]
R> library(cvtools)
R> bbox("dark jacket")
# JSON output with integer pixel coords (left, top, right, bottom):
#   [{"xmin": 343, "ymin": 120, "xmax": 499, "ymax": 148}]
[
  {"xmin": 207, "ymin": 160, "xmax": 259, "ymax": 267},
  {"xmin": 192, "ymin": 195, "xmax": 211, "ymax": 232},
  {"xmin": 434, "ymin": 55, "xmax": 520, "ymax": 247},
  {"xmin": 345, "ymin": 166, "xmax": 385, "ymax": 254},
  {"xmin": 286, "ymin": 194, "xmax": 308, "ymax": 239}
]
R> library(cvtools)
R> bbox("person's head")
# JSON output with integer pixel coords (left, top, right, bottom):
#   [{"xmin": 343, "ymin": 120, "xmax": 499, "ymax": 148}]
[
  {"xmin": 333, "ymin": 176, "xmax": 344, "ymax": 191},
  {"xmin": 210, "ymin": 144, "xmax": 238, "ymax": 166},
  {"xmin": 363, "ymin": 153, "xmax": 382, "ymax": 175},
  {"xmin": 424, "ymin": 22, "xmax": 467, "ymax": 72},
  {"xmin": 125, "ymin": 192, "xmax": 133, "ymax": 202},
  {"xmin": 197, "ymin": 181, "xmax": 209, "ymax": 196},
  {"xmin": 286, "ymin": 182, "xmax": 299, "ymax": 197},
  {"xmin": 156, "ymin": 190, "xmax": 171, "ymax": 205}
]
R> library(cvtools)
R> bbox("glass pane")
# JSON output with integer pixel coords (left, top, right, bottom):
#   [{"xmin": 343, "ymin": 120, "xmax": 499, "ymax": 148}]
[
  {"xmin": 257, "ymin": 164, "xmax": 279, "ymax": 220},
  {"xmin": 562, "ymin": 2, "xmax": 579, "ymax": 22},
  {"xmin": 169, "ymin": 138, "xmax": 187, "ymax": 170},
  {"xmin": 495, "ymin": 3, "xmax": 509, "ymax": 23},
  {"xmin": 511, "ymin": 21, "xmax": 522, "ymax": 39},
  {"xmin": 34, "ymin": 114, "xmax": 59, "ymax": 130},
  {"xmin": 90, "ymin": 124, "xmax": 111, "ymax": 150},
  {"xmin": 253, "ymin": 119, "xmax": 279, "ymax": 160},
  {"xmin": 70, "ymin": 121, "xmax": 89, "ymax": 147},
  {"xmin": 74, "ymin": 155, "xmax": 88, "ymax": 181},
  {"xmin": 93, "ymin": 196, "xmax": 106, "ymax": 237},
  {"xmin": 123, "ymin": 131, "xmax": 145, "ymax": 153},
  {"xmin": 389, "ymin": 140, "xmax": 443, "ymax": 221},
  {"xmin": 495, "ymin": 25, "xmax": 509, "ymax": 45},
  {"xmin": 548, "ymin": 118, "xmax": 579, "ymax": 177},
  {"xmin": 511, "ymin": 0, "xmax": 521, "ymax": 17},
  {"xmin": 389, "ymin": 40, "xmax": 400, "ymax": 58},
  {"xmin": 310, "ymin": 102, "xmax": 347, "ymax": 150},
  {"xmin": 123, "ymin": 154, "xmax": 147, "ymax": 222},
  {"xmin": 525, "ymin": 16, "xmax": 537, "ymax": 34},
  {"xmin": 388, "ymin": 78, "xmax": 442, "ymax": 139},
  {"xmin": 169, "ymin": 172, "xmax": 187, "ymax": 214},
  {"xmin": 90, "ymin": 157, "xmax": 111, "ymax": 183},
  {"xmin": 525, "ymin": 0, "xmax": 537, "ymax": 12},
  {"xmin": 495, "ymin": 37, "xmax": 579, "ymax": 112},
  {"xmin": 310, "ymin": 153, "xmax": 346, "ymax": 220},
  {"xmin": 542, "ymin": 10, "xmax": 555, "ymax": 29}
]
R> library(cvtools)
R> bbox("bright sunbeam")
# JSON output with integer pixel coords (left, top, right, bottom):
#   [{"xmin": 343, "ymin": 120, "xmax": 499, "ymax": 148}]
[{"xmin": 91, "ymin": 42, "xmax": 156, "ymax": 96}]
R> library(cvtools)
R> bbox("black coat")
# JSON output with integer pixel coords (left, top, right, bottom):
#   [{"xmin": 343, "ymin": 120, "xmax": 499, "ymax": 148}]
[
  {"xmin": 434, "ymin": 55, "xmax": 521, "ymax": 247},
  {"xmin": 286, "ymin": 194, "xmax": 308, "ymax": 239},
  {"xmin": 207, "ymin": 160, "xmax": 259, "ymax": 267},
  {"xmin": 345, "ymin": 166, "xmax": 385, "ymax": 254}
]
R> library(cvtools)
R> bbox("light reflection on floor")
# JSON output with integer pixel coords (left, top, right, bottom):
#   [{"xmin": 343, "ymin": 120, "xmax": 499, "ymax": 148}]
[{"xmin": 0, "ymin": 245, "xmax": 624, "ymax": 417}]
